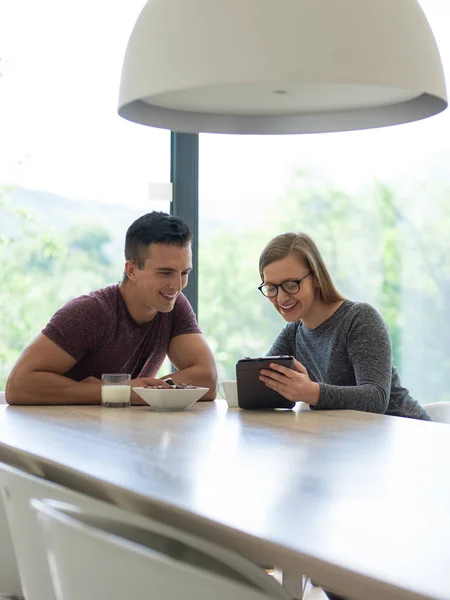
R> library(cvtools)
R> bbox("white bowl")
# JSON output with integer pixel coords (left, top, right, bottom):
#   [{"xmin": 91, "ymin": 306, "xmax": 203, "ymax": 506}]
[{"xmin": 132, "ymin": 387, "xmax": 208, "ymax": 411}]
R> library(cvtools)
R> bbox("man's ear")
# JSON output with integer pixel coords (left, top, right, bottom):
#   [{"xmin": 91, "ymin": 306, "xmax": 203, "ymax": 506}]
[{"xmin": 124, "ymin": 260, "xmax": 138, "ymax": 281}]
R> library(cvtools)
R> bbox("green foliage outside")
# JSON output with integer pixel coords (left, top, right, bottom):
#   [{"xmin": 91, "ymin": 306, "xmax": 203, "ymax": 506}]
[
  {"xmin": 199, "ymin": 170, "xmax": 450, "ymax": 404},
  {"xmin": 1, "ymin": 172, "xmax": 450, "ymax": 404},
  {"xmin": 200, "ymin": 171, "xmax": 404, "ymax": 376},
  {"xmin": 0, "ymin": 188, "xmax": 119, "ymax": 386}
]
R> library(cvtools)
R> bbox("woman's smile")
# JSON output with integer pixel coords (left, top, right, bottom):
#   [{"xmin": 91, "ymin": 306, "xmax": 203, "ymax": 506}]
[{"xmin": 277, "ymin": 300, "xmax": 299, "ymax": 313}]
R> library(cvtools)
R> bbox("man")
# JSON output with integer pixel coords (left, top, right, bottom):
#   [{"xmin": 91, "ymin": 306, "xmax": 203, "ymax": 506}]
[{"xmin": 6, "ymin": 212, "xmax": 217, "ymax": 405}]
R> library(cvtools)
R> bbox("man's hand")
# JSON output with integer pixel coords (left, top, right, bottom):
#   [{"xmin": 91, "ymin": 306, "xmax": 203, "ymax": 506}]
[
  {"xmin": 81, "ymin": 375, "xmax": 170, "ymax": 405},
  {"xmin": 259, "ymin": 358, "xmax": 320, "ymax": 405},
  {"xmin": 130, "ymin": 377, "xmax": 170, "ymax": 405}
]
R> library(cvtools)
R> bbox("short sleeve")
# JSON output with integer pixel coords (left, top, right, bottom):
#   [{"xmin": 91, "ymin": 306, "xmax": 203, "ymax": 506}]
[
  {"xmin": 42, "ymin": 295, "xmax": 110, "ymax": 361},
  {"xmin": 170, "ymin": 293, "xmax": 202, "ymax": 338}
]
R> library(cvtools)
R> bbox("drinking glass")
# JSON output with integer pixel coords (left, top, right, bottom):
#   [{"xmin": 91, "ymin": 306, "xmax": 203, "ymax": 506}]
[{"xmin": 101, "ymin": 374, "xmax": 131, "ymax": 408}]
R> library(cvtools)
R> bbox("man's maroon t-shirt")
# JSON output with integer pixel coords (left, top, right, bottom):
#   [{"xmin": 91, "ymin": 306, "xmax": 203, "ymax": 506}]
[{"xmin": 41, "ymin": 285, "xmax": 201, "ymax": 381}]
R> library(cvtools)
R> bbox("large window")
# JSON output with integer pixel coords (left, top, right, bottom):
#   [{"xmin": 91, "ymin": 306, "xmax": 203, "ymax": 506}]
[
  {"xmin": 199, "ymin": 0, "xmax": 450, "ymax": 404},
  {"xmin": 0, "ymin": 1, "xmax": 170, "ymax": 386},
  {"xmin": 1, "ymin": 0, "xmax": 449, "ymax": 405}
]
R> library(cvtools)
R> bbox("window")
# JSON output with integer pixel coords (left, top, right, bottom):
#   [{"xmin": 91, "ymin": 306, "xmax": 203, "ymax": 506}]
[
  {"xmin": 0, "ymin": 1, "xmax": 170, "ymax": 386},
  {"xmin": 199, "ymin": 0, "xmax": 450, "ymax": 404}
]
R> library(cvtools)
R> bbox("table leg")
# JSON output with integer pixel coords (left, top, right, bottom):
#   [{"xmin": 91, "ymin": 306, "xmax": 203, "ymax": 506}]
[{"xmin": 273, "ymin": 567, "xmax": 308, "ymax": 599}]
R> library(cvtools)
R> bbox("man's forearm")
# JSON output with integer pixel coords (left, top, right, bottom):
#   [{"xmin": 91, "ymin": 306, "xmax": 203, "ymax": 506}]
[
  {"xmin": 164, "ymin": 365, "xmax": 217, "ymax": 400},
  {"xmin": 6, "ymin": 371, "xmax": 102, "ymax": 405}
]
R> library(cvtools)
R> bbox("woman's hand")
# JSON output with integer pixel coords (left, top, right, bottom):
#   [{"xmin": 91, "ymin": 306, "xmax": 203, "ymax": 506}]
[{"xmin": 259, "ymin": 358, "xmax": 320, "ymax": 405}]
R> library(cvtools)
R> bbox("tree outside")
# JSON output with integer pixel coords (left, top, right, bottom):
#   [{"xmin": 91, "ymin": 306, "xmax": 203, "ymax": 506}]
[
  {"xmin": 199, "ymin": 171, "xmax": 450, "ymax": 404},
  {"xmin": 0, "ymin": 188, "xmax": 117, "ymax": 387},
  {"xmin": 1, "ymin": 171, "xmax": 450, "ymax": 404}
]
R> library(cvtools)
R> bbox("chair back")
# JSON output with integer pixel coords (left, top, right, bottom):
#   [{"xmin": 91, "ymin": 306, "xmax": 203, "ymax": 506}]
[
  {"xmin": 423, "ymin": 401, "xmax": 450, "ymax": 424},
  {"xmin": 0, "ymin": 463, "xmax": 290, "ymax": 600},
  {"xmin": 0, "ymin": 483, "xmax": 22, "ymax": 597},
  {"xmin": 33, "ymin": 499, "xmax": 275, "ymax": 600}
]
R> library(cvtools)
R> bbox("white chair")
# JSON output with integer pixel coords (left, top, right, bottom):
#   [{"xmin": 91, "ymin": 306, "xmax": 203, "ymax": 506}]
[
  {"xmin": 0, "ymin": 463, "xmax": 291, "ymax": 600},
  {"xmin": 423, "ymin": 401, "xmax": 450, "ymax": 424},
  {"xmin": 0, "ymin": 389, "xmax": 15, "ymax": 595},
  {"xmin": 0, "ymin": 490, "xmax": 23, "ymax": 599},
  {"xmin": 33, "ymin": 498, "xmax": 280, "ymax": 600}
]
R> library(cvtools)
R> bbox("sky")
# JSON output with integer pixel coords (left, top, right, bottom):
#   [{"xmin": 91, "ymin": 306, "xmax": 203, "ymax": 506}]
[{"xmin": 0, "ymin": 0, "xmax": 449, "ymax": 216}]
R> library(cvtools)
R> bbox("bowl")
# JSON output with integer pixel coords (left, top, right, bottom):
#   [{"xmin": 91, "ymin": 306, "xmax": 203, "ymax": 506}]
[{"xmin": 132, "ymin": 387, "xmax": 208, "ymax": 411}]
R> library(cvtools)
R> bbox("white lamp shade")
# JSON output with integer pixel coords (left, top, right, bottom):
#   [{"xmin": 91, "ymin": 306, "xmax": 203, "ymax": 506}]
[{"xmin": 118, "ymin": 0, "xmax": 447, "ymax": 134}]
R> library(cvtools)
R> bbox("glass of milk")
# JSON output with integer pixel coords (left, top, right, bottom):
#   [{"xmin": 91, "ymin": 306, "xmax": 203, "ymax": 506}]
[{"xmin": 101, "ymin": 374, "xmax": 131, "ymax": 408}]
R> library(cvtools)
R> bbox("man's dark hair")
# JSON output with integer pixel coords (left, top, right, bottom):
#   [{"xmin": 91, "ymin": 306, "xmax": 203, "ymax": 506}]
[{"xmin": 124, "ymin": 212, "xmax": 193, "ymax": 269}]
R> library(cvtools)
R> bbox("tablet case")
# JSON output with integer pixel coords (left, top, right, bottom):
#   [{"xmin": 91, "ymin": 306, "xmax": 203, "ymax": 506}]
[{"xmin": 236, "ymin": 356, "xmax": 296, "ymax": 410}]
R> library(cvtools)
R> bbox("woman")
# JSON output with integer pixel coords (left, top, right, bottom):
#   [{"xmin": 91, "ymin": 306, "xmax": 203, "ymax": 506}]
[
  {"xmin": 258, "ymin": 232, "xmax": 430, "ymax": 600},
  {"xmin": 258, "ymin": 232, "xmax": 431, "ymax": 421}
]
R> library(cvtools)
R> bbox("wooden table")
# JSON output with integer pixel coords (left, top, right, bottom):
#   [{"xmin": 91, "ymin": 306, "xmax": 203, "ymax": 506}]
[{"xmin": 0, "ymin": 402, "xmax": 449, "ymax": 600}]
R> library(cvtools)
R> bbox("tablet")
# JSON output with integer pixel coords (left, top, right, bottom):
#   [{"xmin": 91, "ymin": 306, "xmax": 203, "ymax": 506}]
[{"xmin": 236, "ymin": 356, "xmax": 296, "ymax": 410}]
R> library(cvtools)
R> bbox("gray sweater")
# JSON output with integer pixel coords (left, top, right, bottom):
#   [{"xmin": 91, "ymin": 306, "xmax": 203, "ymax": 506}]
[{"xmin": 268, "ymin": 300, "xmax": 431, "ymax": 421}]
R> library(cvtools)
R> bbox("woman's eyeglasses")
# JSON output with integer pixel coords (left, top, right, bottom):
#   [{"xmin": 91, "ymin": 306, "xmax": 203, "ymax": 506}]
[{"xmin": 258, "ymin": 272, "xmax": 313, "ymax": 298}]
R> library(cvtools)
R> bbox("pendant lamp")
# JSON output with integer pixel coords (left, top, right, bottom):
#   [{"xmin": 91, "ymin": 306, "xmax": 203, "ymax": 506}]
[{"xmin": 118, "ymin": 0, "xmax": 447, "ymax": 134}]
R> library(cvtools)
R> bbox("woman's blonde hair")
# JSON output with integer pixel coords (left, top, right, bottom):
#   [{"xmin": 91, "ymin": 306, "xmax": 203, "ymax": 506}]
[{"xmin": 259, "ymin": 232, "xmax": 345, "ymax": 304}]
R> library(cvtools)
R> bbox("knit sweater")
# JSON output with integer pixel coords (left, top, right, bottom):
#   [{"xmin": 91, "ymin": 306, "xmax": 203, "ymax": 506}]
[{"xmin": 268, "ymin": 300, "xmax": 431, "ymax": 420}]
